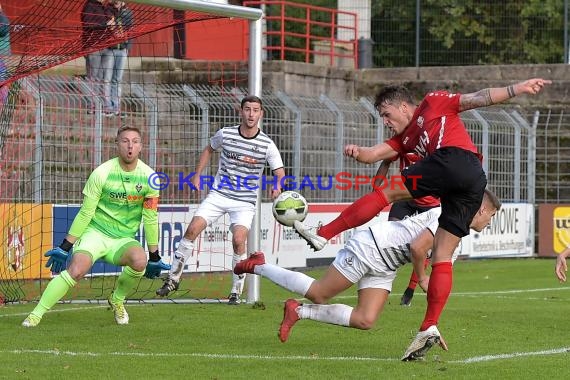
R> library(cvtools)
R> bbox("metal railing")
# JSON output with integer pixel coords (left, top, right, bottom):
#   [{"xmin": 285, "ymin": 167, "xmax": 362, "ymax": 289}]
[
  {"xmin": 244, "ymin": 0, "xmax": 359, "ymax": 68},
  {"xmin": 1, "ymin": 76, "xmax": 556, "ymax": 206}
]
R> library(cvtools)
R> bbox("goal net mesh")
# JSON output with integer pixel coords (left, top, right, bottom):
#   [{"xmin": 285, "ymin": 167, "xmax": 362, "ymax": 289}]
[{"xmin": 0, "ymin": 0, "xmax": 255, "ymax": 304}]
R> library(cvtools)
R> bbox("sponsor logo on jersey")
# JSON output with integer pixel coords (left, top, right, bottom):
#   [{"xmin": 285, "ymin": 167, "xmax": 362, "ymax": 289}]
[
  {"xmin": 109, "ymin": 191, "xmax": 127, "ymax": 199},
  {"xmin": 417, "ymin": 116, "xmax": 424, "ymax": 128}
]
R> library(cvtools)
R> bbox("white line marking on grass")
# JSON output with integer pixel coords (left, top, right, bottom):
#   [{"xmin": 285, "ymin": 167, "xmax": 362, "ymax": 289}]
[
  {"xmin": 332, "ymin": 286, "xmax": 570, "ymax": 302},
  {"xmin": 0, "ymin": 303, "xmax": 149, "ymax": 318},
  {"xmin": 451, "ymin": 347, "xmax": 570, "ymax": 363},
  {"xmin": 4, "ymin": 347, "xmax": 570, "ymax": 363},
  {"xmin": 1, "ymin": 349, "xmax": 398, "ymax": 362},
  {"xmin": 0, "ymin": 305, "xmax": 107, "ymax": 318},
  {"xmin": 452, "ymin": 287, "xmax": 570, "ymax": 296}
]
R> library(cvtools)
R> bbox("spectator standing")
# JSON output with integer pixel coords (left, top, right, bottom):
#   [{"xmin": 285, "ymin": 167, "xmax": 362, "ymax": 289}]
[
  {"xmin": 102, "ymin": 0, "xmax": 133, "ymax": 117},
  {"xmin": 81, "ymin": 0, "xmax": 114, "ymax": 113}
]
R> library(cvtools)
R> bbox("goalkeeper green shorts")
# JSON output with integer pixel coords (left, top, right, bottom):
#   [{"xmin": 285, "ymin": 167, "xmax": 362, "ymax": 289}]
[{"xmin": 73, "ymin": 227, "xmax": 142, "ymax": 265}]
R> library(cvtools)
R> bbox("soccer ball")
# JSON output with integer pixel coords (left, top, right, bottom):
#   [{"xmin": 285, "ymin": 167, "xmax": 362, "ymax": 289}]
[{"xmin": 272, "ymin": 191, "xmax": 308, "ymax": 227}]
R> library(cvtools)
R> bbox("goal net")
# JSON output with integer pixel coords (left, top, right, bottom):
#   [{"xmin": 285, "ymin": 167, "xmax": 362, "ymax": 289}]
[{"xmin": 0, "ymin": 0, "xmax": 264, "ymax": 304}]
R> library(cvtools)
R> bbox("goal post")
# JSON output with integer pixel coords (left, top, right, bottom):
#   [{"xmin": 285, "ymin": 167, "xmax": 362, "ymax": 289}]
[{"xmin": 0, "ymin": 0, "xmax": 265, "ymax": 304}]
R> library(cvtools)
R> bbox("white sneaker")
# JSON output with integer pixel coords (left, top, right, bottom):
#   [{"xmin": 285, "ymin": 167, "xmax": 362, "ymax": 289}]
[
  {"xmin": 108, "ymin": 294, "xmax": 129, "ymax": 325},
  {"xmin": 293, "ymin": 221, "xmax": 327, "ymax": 251},
  {"xmin": 22, "ymin": 314, "xmax": 42, "ymax": 327},
  {"xmin": 401, "ymin": 325, "xmax": 448, "ymax": 361}
]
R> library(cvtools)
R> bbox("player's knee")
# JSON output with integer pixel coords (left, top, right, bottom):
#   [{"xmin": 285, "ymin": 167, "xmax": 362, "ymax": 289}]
[
  {"xmin": 131, "ymin": 254, "xmax": 147, "ymax": 272},
  {"xmin": 185, "ymin": 217, "xmax": 206, "ymax": 240},
  {"xmin": 122, "ymin": 250, "xmax": 147, "ymax": 271},
  {"xmin": 67, "ymin": 267, "xmax": 87, "ymax": 282},
  {"xmin": 305, "ymin": 293, "xmax": 331, "ymax": 305},
  {"xmin": 350, "ymin": 315, "xmax": 376, "ymax": 330}
]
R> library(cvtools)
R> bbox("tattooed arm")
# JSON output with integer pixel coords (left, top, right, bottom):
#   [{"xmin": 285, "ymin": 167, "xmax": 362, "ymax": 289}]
[{"xmin": 458, "ymin": 78, "xmax": 552, "ymax": 112}]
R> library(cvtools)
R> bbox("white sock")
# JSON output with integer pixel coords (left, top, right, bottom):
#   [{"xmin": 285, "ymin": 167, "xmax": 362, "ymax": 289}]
[
  {"xmin": 255, "ymin": 263, "xmax": 314, "ymax": 296},
  {"xmin": 231, "ymin": 253, "xmax": 247, "ymax": 295},
  {"xmin": 297, "ymin": 303, "xmax": 352, "ymax": 327},
  {"xmin": 170, "ymin": 238, "xmax": 194, "ymax": 282}
]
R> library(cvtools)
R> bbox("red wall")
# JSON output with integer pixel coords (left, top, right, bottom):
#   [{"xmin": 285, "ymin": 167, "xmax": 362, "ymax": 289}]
[
  {"xmin": 130, "ymin": 19, "xmax": 249, "ymax": 61},
  {"xmin": 2, "ymin": 1, "xmax": 248, "ymax": 60},
  {"xmin": 130, "ymin": 28, "xmax": 174, "ymax": 58},
  {"xmin": 185, "ymin": 18, "xmax": 249, "ymax": 61},
  {"xmin": 130, "ymin": 18, "xmax": 249, "ymax": 60}
]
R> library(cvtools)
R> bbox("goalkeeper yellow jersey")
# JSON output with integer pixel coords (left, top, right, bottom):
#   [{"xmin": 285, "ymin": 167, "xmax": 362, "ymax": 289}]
[{"xmin": 68, "ymin": 157, "xmax": 159, "ymax": 245}]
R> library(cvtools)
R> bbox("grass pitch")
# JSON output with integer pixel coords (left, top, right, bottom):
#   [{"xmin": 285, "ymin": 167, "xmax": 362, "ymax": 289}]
[{"xmin": 1, "ymin": 258, "xmax": 569, "ymax": 379}]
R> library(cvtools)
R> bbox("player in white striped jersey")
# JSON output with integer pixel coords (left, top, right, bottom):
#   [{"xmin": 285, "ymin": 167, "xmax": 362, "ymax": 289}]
[
  {"xmin": 234, "ymin": 189, "xmax": 498, "ymax": 346},
  {"xmin": 157, "ymin": 95, "xmax": 286, "ymax": 305}
]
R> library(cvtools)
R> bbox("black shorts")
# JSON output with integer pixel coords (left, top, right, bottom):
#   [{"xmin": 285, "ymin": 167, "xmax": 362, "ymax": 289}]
[
  {"xmin": 388, "ymin": 200, "xmax": 438, "ymax": 221},
  {"xmin": 401, "ymin": 147, "xmax": 487, "ymax": 238}
]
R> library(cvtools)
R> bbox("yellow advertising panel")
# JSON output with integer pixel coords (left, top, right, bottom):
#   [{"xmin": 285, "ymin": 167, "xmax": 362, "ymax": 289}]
[
  {"xmin": 0, "ymin": 203, "xmax": 53, "ymax": 280},
  {"xmin": 552, "ymin": 206, "xmax": 570, "ymax": 254}
]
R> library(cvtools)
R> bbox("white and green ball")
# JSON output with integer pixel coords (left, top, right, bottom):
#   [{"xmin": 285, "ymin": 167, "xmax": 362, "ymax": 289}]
[{"xmin": 272, "ymin": 191, "xmax": 308, "ymax": 227}]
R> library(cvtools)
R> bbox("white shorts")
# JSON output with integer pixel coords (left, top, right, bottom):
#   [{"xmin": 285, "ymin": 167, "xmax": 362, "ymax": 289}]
[
  {"xmin": 194, "ymin": 191, "xmax": 256, "ymax": 231},
  {"xmin": 332, "ymin": 229, "xmax": 397, "ymax": 292}
]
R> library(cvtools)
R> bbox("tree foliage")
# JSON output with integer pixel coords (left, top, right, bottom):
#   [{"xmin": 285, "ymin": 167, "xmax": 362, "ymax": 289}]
[
  {"xmin": 371, "ymin": 0, "xmax": 565, "ymax": 66},
  {"xmin": 262, "ymin": 0, "xmax": 566, "ymax": 66}
]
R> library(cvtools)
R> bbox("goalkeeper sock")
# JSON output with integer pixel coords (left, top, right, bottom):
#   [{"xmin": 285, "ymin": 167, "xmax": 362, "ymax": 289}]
[
  {"xmin": 256, "ymin": 263, "xmax": 314, "ymax": 296},
  {"xmin": 31, "ymin": 270, "xmax": 76, "ymax": 318},
  {"xmin": 113, "ymin": 266, "xmax": 145, "ymax": 303},
  {"xmin": 298, "ymin": 303, "xmax": 352, "ymax": 327},
  {"xmin": 170, "ymin": 238, "xmax": 194, "ymax": 282},
  {"xmin": 318, "ymin": 190, "xmax": 389, "ymax": 240},
  {"xmin": 420, "ymin": 261, "xmax": 452, "ymax": 331},
  {"xmin": 230, "ymin": 253, "xmax": 247, "ymax": 294}
]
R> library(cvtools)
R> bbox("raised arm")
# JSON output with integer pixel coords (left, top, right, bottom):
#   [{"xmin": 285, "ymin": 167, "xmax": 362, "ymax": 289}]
[
  {"xmin": 459, "ymin": 78, "xmax": 551, "ymax": 112},
  {"xmin": 344, "ymin": 141, "xmax": 399, "ymax": 164}
]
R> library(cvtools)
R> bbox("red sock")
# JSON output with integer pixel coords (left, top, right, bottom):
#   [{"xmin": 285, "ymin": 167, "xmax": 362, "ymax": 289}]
[
  {"xmin": 420, "ymin": 261, "xmax": 452, "ymax": 331},
  {"xmin": 407, "ymin": 258, "xmax": 430, "ymax": 290},
  {"xmin": 407, "ymin": 270, "xmax": 419, "ymax": 290},
  {"xmin": 318, "ymin": 191, "xmax": 389, "ymax": 240}
]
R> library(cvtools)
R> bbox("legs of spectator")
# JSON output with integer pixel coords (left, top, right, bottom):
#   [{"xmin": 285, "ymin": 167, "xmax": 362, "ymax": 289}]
[
  {"xmin": 101, "ymin": 48, "xmax": 115, "ymax": 116},
  {"xmin": 111, "ymin": 48, "xmax": 127, "ymax": 115},
  {"xmin": 86, "ymin": 50, "xmax": 105, "ymax": 113}
]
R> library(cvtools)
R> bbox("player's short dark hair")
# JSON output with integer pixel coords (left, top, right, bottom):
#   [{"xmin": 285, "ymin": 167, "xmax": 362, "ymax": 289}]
[
  {"xmin": 483, "ymin": 188, "xmax": 502, "ymax": 210},
  {"xmin": 374, "ymin": 85, "xmax": 415, "ymax": 109},
  {"xmin": 241, "ymin": 95, "xmax": 263, "ymax": 110},
  {"xmin": 116, "ymin": 125, "xmax": 142, "ymax": 139}
]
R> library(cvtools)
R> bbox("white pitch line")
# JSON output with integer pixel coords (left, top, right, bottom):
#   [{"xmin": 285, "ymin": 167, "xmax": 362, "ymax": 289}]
[
  {"xmin": 3, "ymin": 347, "xmax": 570, "ymax": 364},
  {"xmin": 0, "ymin": 305, "xmax": 107, "ymax": 318},
  {"xmin": 0, "ymin": 303, "xmax": 147, "ymax": 318},
  {"xmin": 330, "ymin": 286, "xmax": 570, "ymax": 302},
  {"xmin": 1, "ymin": 349, "xmax": 397, "ymax": 362},
  {"xmin": 451, "ymin": 347, "xmax": 570, "ymax": 363},
  {"xmin": 452, "ymin": 287, "xmax": 570, "ymax": 296}
]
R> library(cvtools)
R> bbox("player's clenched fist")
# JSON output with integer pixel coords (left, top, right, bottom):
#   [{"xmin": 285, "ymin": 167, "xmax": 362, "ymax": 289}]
[
  {"xmin": 519, "ymin": 78, "xmax": 552, "ymax": 95},
  {"xmin": 344, "ymin": 144, "xmax": 360, "ymax": 159}
]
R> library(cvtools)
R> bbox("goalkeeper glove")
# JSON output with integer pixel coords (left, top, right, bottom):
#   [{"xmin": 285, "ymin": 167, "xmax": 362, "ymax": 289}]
[
  {"xmin": 144, "ymin": 250, "xmax": 171, "ymax": 279},
  {"xmin": 45, "ymin": 239, "xmax": 73, "ymax": 273}
]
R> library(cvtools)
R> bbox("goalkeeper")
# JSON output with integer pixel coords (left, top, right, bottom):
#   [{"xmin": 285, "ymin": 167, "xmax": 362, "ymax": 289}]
[{"xmin": 22, "ymin": 126, "xmax": 169, "ymax": 327}]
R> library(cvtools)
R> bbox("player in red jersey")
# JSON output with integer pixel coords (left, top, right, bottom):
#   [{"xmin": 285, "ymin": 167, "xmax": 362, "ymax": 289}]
[
  {"xmin": 375, "ymin": 153, "xmax": 440, "ymax": 306},
  {"xmin": 293, "ymin": 78, "xmax": 550, "ymax": 360}
]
